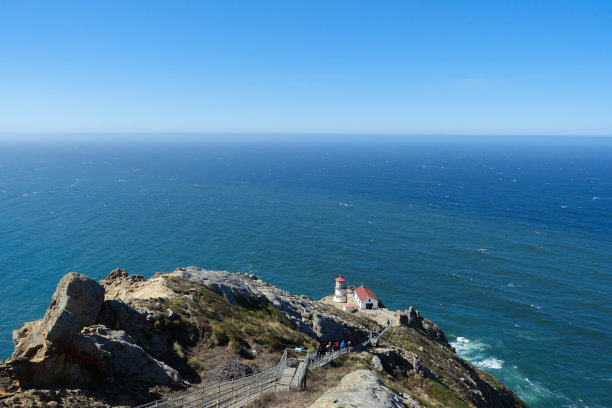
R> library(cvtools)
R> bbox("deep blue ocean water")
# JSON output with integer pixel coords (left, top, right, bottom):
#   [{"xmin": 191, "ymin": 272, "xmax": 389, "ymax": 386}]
[{"xmin": 1, "ymin": 137, "xmax": 610, "ymax": 407}]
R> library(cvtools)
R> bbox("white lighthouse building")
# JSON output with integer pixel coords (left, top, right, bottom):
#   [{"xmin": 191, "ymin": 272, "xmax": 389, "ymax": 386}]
[{"xmin": 333, "ymin": 274, "xmax": 347, "ymax": 303}]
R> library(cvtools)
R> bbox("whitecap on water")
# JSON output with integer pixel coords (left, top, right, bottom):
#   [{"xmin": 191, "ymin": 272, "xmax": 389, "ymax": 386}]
[
  {"xmin": 475, "ymin": 358, "xmax": 503, "ymax": 369},
  {"xmin": 451, "ymin": 336, "xmax": 504, "ymax": 370},
  {"xmin": 451, "ymin": 336, "xmax": 487, "ymax": 356}
]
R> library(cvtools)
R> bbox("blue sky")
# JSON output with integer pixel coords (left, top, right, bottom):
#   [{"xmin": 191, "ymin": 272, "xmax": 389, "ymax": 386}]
[{"xmin": 0, "ymin": 1, "xmax": 611, "ymax": 137}]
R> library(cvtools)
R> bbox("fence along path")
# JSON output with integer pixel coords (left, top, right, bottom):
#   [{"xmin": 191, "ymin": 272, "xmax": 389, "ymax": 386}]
[
  {"xmin": 135, "ymin": 349, "xmax": 287, "ymax": 408},
  {"xmin": 135, "ymin": 323, "xmax": 392, "ymax": 408}
]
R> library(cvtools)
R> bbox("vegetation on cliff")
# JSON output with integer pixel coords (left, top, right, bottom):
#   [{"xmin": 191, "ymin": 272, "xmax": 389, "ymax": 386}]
[{"xmin": 0, "ymin": 268, "xmax": 526, "ymax": 408}]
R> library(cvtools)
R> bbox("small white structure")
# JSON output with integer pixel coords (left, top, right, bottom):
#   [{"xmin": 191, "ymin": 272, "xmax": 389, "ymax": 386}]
[
  {"xmin": 353, "ymin": 285, "xmax": 379, "ymax": 310},
  {"xmin": 342, "ymin": 303, "xmax": 356, "ymax": 313},
  {"xmin": 333, "ymin": 274, "xmax": 347, "ymax": 303}
]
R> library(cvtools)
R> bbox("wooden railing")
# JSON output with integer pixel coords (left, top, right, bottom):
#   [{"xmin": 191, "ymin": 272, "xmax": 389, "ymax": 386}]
[
  {"xmin": 289, "ymin": 351, "xmax": 310, "ymax": 388},
  {"xmin": 135, "ymin": 349, "xmax": 287, "ymax": 408}
]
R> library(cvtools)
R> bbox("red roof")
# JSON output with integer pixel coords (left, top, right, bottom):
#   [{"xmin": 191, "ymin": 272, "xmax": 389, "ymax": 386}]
[
  {"xmin": 353, "ymin": 286, "xmax": 378, "ymax": 301},
  {"xmin": 335, "ymin": 274, "xmax": 346, "ymax": 282}
]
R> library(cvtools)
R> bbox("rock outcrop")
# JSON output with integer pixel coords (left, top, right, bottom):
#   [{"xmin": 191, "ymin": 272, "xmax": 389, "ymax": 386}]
[
  {"xmin": 101, "ymin": 268, "xmax": 173, "ymax": 301},
  {"xmin": 11, "ymin": 272, "xmax": 104, "ymax": 362},
  {"xmin": 3, "ymin": 272, "xmax": 180, "ymax": 389},
  {"xmin": 397, "ymin": 305, "xmax": 448, "ymax": 345},
  {"xmin": 372, "ymin": 347, "xmax": 412, "ymax": 373},
  {"xmin": 309, "ymin": 369, "xmax": 404, "ymax": 408}
]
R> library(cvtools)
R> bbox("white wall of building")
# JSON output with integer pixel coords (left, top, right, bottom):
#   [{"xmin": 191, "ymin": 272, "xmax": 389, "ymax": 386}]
[{"xmin": 353, "ymin": 294, "xmax": 378, "ymax": 310}]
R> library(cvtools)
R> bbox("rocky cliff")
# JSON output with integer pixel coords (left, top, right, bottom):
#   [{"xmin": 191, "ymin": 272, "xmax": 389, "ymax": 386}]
[{"xmin": 0, "ymin": 267, "xmax": 526, "ymax": 408}]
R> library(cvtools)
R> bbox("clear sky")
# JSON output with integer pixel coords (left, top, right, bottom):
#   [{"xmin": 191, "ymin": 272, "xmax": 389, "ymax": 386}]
[{"xmin": 0, "ymin": 1, "xmax": 611, "ymax": 137}]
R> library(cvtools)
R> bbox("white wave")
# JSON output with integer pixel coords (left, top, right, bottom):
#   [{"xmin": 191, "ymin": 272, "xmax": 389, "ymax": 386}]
[
  {"xmin": 475, "ymin": 358, "xmax": 503, "ymax": 369},
  {"xmin": 338, "ymin": 202, "xmax": 352, "ymax": 207},
  {"xmin": 451, "ymin": 336, "xmax": 488, "ymax": 356},
  {"xmin": 451, "ymin": 336, "xmax": 504, "ymax": 372}
]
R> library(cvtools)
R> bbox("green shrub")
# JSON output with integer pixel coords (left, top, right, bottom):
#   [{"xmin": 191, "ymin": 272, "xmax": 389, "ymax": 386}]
[
  {"xmin": 212, "ymin": 325, "xmax": 230, "ymax": 346},
  {"xmin": 423, "ymin": 378, "xmax": 470, "ymax": 408}
]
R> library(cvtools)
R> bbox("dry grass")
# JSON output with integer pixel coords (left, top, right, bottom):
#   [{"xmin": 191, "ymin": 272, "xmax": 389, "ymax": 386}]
[{"xmin": 159, "ymin": 276, "xmax": 318, "ymax": 383}]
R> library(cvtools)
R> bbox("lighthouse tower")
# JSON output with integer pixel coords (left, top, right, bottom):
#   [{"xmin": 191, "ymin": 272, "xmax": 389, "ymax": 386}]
[{"xmin": 333, "ymin": 274, "xmax": 347, "ymax": 303}]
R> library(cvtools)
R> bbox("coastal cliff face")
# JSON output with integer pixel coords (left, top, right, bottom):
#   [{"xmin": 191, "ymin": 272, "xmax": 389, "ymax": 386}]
[{"xmin": 0, "ymin": 268, "xmax": 526, "ymax": 408}]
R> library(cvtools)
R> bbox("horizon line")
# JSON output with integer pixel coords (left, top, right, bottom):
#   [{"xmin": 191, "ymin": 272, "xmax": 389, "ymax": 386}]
[{"xmin": 1, "ymin": 131, "xmax": 611, "ymax": 138}]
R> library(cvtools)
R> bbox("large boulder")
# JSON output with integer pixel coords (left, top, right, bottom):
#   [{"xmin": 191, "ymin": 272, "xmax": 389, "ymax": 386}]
[
  {"xmin": 11, "ymin": 272, "xmax": 104, "ymax": 361},
  {"xmin": 97, "ymin": 299, "xmax": 167, "ymax": 357},
  {"xmin": 6, "ymin": 272, "xmax": 180, "ymax": 388},
  {"xmin": 77, "ymin": 325, "xmax": 180, "ymax": 385},
  {"xmin": 309, "ymin": 369, "xmax": 404, "ymax": 408}
]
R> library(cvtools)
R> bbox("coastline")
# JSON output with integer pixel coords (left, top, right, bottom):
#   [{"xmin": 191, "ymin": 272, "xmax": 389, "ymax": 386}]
[{"xmin": 1, "ymin": 267, "xmax": 526, "ymax": 408}]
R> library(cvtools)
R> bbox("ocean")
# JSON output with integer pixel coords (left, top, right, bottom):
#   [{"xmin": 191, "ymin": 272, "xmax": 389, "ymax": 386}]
[{"xmin": 0, "ymin": 136, "xmax": 610, "ymax": 407}]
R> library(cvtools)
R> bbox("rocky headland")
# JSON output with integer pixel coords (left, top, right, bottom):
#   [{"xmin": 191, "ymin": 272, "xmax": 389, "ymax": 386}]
[{"xmin": 0, "ymin": 267, "xmax": 527, "ymax": 408}]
